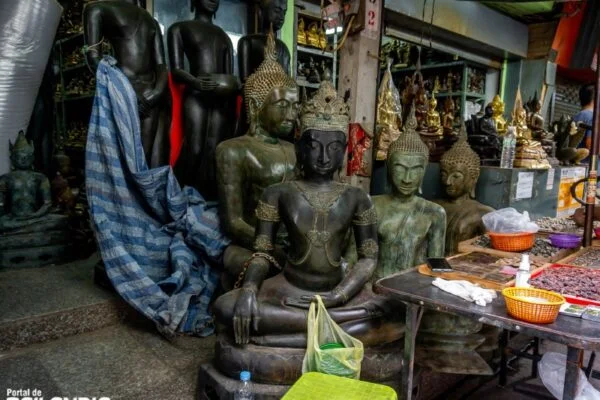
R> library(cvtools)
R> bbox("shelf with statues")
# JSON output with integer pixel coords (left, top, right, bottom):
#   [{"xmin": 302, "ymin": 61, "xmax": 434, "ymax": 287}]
[
  {"xmin": 436, "ymin": 91, "xmax": 486, "ymax": 100},
  {"xmin": 297, "ymin": 44, "xmax": 334, "ymax": 59}
]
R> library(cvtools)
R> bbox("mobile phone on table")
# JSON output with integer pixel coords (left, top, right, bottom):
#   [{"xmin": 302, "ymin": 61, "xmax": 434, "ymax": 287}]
[{"xmin": 427, "ymin": 257, "xmax": 453, "ymax": 272}]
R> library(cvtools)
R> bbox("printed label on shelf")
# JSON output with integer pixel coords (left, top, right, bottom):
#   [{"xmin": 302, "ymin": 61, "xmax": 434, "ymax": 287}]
[
  {"xmin": 516, "ymin": 172, "xmax": 534, "ymax": 200},
  {"xmin": 546, "ymin": 168, "xmax": 555, "ymax": 190}
]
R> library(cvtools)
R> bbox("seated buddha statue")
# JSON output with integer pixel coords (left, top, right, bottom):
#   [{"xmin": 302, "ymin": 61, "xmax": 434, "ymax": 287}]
[
  {"xmin": 442, "ymin": 96, "xmax": 456, "ymax": 137},
  {"xmin": 467, "ymin": 104, "xmax": 501, "ymax": 163},
  {"xmin": 491, "ymin": 95, "xmax": 508, "ymax": 136},
  {"xmin": 418, "ymin": 93, "xmax": 445, "ymax": 161},
  {"xmin": 374, "ymin": 59, "xmax": 402, "ymax": 161},
  {"xmin": 212, "ymin": 81, "xmax": 405, "ymax": 386},
  {"xmin": 425, "ymin": 96, "xmax": 442, "ymax": 136},
  {"xmin": 216, "ymin": 32, "xmax": 298, "ymax": 289},
  {"xmin": 414, "ymin": 86, "xmax": 428, "ymax": 132},
  {"xmin": 527, "ymin": 99, "xmax": 558, "ymax": 165},
  {"xmin": 434, "ymin": 126, "xmax": 494, "ymax": 255},
  {"xmin": 370, "ymin": 106, "xmax": 489, "ymax": 374},
  {"xmin": 0, "ymin": 132, "xmax": 69, "ymax": 267},
  {"xmin": 513, "ymin": 103, "xmax": 551, "ymax": 169}
]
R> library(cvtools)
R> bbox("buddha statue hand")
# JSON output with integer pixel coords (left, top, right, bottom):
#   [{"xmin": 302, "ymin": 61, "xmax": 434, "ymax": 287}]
[
  {"xmin": 233, "ymin": 286, "xmax": 260, "ymax": 344},
  {"xmin": 284, "ymin": 289, "xmax": 345, "ymax": 309},
  {"xmin": 194, "ymin": 74, "xmax": 240, "ymax": 96}
]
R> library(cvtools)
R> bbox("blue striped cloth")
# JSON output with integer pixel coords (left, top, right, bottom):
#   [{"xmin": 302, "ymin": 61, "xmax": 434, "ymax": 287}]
[{"xmin": 86, "ymin": 57, "xmax": 229, "ymax": 336}]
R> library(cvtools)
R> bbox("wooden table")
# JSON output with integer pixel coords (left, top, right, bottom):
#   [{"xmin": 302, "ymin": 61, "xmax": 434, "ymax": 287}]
[{"xmin": 374, "ymin": 269, "xmax": 600, "ymax": 400}]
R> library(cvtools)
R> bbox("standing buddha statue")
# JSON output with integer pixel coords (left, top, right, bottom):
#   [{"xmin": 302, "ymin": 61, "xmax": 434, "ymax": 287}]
[
  {"xmin": 434, "ymin": 126, "xmax": 494, "ymax": 255},
  {"xmin": 215, "ymin": 31, "xmax": 298, "ymax": 288},
  {"xmin": 374, "ymin": 58, "xmax": 402, "ymax": 161},
  {"xmin": 491, "ymin": 95, "xmax": 508, "ymax": 136}
]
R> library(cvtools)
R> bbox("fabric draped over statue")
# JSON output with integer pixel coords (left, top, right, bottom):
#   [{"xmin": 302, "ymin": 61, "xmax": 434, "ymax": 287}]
[{"xmin": 86, "ymin": 57, "xmax": 230, "ymax": 336}]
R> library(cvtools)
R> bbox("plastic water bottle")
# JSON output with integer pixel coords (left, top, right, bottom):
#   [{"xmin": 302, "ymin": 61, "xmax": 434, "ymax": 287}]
[
  {"xmin": 500, "ymin": 126, "xmax": 517, "ymax": 168},
  {"xmin": 515, "ymin": 254, "xmax": 531, "ymax": 287},
  {"xmin": 234, "ymin": 371, "xmax": 254, "ymax": 400}
]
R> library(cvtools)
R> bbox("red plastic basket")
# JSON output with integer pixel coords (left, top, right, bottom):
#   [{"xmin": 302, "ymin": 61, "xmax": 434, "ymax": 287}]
[{"xmin": 488, "ymin": 232, "xmax": 535, "ymax": 252}]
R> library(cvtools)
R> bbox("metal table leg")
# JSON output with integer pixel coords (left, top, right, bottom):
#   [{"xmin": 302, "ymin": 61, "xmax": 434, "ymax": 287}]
[
  {"xmin": 563, "ymin": 346, "xmax": 583, "ymax": 400},
  {"xmin": 403, "ymin": 303, "xmax": 424, "ymax": 400}
]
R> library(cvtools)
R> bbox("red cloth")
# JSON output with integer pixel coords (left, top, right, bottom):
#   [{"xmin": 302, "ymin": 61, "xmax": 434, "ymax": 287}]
[
  {"xmin": 552, "ymin": 1, "xmax": 586, "ymax": 69},
  {"xmin": 168, "ymin": 73, "xmax": 185, "ymax": 166}
]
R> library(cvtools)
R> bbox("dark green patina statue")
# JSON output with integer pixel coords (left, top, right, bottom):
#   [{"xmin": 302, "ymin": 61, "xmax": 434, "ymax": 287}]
[
  {"xmin": 0, "ymin": 132, "xmax": 70, "ymax": 267},
  {"xmin": 215, "ymin": 32, "xmax": 297, "ymax": 288},
  {"xmin": 211, "ymin": 80, "xmax": 404, "ymax": 386},
  {"xmin": 434, "ymin": 126, "xmax": 494, "ymax": 256}
]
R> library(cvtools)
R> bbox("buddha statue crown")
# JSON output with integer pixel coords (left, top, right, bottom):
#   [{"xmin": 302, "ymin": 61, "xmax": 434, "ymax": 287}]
[
  {"xmin": 388, "ymin": 104, "xmax": 429, "ymax": 159},
  {"xmin": 244, "ymin": 29, "xmax": 296, "ymax": 121},
  {"xmin": 491, "ymin": 94, "xmax": 504, "ymax": 114},
  {"xmin": 300, "ymin": 79, "xmax": 349, "ymax": 133},
  {"xmin": 441, "ymin": 124, "xmax": 480, "ymax": 182},
  {"xmin": 9, "ymin": 130, "xmax": 34, "ymax": 156}
]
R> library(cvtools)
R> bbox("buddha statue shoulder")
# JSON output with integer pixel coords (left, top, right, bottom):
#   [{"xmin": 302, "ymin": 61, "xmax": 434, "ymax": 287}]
[
  {"xmin": 374, "ymin": 59, "xmax": 402, "ymax": 161},
  {"xmin": 434, "ymin": 126, "xmax": 494, "ymax": 255},
  {"xmin": 213, "ymin": 80, "xmax": 403, "ymax": 351},
  {"xmin": 216, "ymin": 31, "xmax": 298, "ymax": 287},
  {"xmin": 491, "ymin": 95, "xmax": 508, "ymax": 136}
]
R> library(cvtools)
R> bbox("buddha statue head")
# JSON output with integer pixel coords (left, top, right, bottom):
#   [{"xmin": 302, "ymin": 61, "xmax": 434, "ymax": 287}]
[
  {"xmin": 191, "ymin": 0, "xmax": 218, "ymax": 15},
  {"xmin": 258, "ymin": 0, "xmax": 287, "ymax": 32},
  {"xmin": 440, "ymin": 125, "xmax": 480, "ymax": 200},
  {"xmin": 387, "ymin": 105, "xmax": 430, "ymax": 198},
  {"xmin": 297, "ymin": 80, "xmax": 349, "ymax": 179},
  {"xmin": 244, "ymin": 30, "xmax": 298, "ymax": 139},
  {"xmin": 9, "ymin": 131, "xmax": 34, "ymax": 171},
  {"xmin": 428, "ymin": 96, "xmax": 438, "ymax": 112},
  {"xmin": 491, "ymin": 95, "xmax": 505, "ymax": 117}
]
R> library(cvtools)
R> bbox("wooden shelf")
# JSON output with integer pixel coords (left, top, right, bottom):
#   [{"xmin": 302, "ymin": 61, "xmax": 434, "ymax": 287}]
[{"xmin": 297, "ymin": 45, "xmax": 333, "ymax": 59}]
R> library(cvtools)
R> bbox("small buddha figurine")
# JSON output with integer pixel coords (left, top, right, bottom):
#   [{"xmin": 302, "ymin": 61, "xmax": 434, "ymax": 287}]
[
  {"xmin": 216, "ymin": 31, "xmax": 298, "ymax": 288},
  {"xmin": 297, "ymin": 18, "xmax": 307, "ymax": 46},
  {"xmin": 491, "ymin": 95, "xmax": 508, "ymax": 136},
  {"xmin": 212, "ymin": 80, "xmax": 404, "ymax": 385},
  {"xmin": 306, "ymin": 22, "xmax": 320, "ymax": 48},
  {"xmin": 512, "ymin": 99, "xmax": 551, "ymax": 169},
  {"xmin": 434, "ymin": 126, "xmax": 494, "ymax": 255},
  {"xmin": 442, "ymin": 96, "xmax": 456, "ymax": 137},
  {"xmin": 374, "ymin": 58, "xmax": 402, "ymax": 161},
  {"xmin": 426, "ymin": 95, "xmax": 443, "ymax": 136},
  {"xmin": 318, "ymin": 26, "xmax": 327, "ymax": 50},
  {"xmin": 527, "ymin": 98, "xmax": 558, "ymax": 163},
  {"xmin": 433, "ymin": 76, "xmax": 441, "ymax": 93},
  {"xmin": 415, "ymin": 86, "xmax": 428, "ymax": 131}
]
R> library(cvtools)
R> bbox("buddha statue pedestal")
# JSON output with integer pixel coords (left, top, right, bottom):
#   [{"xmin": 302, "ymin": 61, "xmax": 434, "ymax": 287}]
[{"xmin": 0, "ymin": 132, "xmax": 71, "ymax": 268}]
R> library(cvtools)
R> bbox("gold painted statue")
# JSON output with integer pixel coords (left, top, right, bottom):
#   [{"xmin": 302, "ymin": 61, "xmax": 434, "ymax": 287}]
[
  {"xmin": 442, "ymin": 96, "xmax": 456, "ymax": 136},
  {"xmin": 491, "ymin": 95, "xmax": 508, "ymax": 136},
  {"xmin": 512, "ymin": 98, "xmax": 551, "ymax": 169},
  {"xmin": 307, "ymin": 22, "xmax": 321, "ymax": 49},
  {"xmin": 374, "ymin": 59, "xmax": 402, "ymax": 161},
  {"xmin": 425, "ymin": 95, "xmax": 443, "ymax": 136},
  {"xmin": 434, "ymin": 126, "xmax": 494, "ymax": 255},
  {"xmin": 297, "ymin": 18, "xmax": 307, "ymax": 46}
]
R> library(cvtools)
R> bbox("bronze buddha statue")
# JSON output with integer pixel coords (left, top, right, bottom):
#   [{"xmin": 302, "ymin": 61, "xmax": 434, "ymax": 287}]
[
  {"xmin": 212, "ymin": 80, "xmax": 404, "ymax": 386},
  {"xmin": 374, "ymin": 59, "xmax": 402, "ymax": 161},
  {"xmin": 83, "ymin": 0, "xmax": 171, "ymax": 168},
  {"xmin": 512, "ymin": 100, "xmax": 551, "ymax": 169},
  {"xmin": 491, "ymin": 95, "xmax": 508, "ymax": 136},
  {"xmin": 216, "ymin": 32, "xmax": 298, "ymax": 288},
  {"xmin": 434, "ymin": 126, "xmax": 494, "ymax": 255},
  {"xmin": 168, "ymin": 0, "xmax": 240, "ymax": 200},
  {"xmin": 467, "ymin": 104, "xmax": 501, "ymax": 163},
  {"xmin": 527, "ymin": 99, "xmax": 558, "ymax": 165}
]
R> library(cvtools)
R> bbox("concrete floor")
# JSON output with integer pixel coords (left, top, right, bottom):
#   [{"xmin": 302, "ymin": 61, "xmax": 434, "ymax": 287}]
[{"xmin": 1, "ymin": 255, "xmax": 600, "ymax": 400}]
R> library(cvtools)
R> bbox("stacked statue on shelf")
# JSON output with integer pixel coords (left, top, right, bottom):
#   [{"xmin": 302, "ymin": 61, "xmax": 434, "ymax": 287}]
[
  {"xmin": 552, "ymin": 115, "xmax": 590, "ymax": 165},
  {"xmin": 363, "ymin": 106, "xmax": 491, "ymax": 375},
  {"xmin": 434, "ymin": 125, "xmax": 494, "ymax": 256},
  {"xmin": 215, "ymin": 31, "xmax": 298, "ymax": 289},
  {"xmin": 467, "ymin": 103, "xmax": 501, "ymax": 164},
  {"xmin": 374, "ymin": 58, "xmax": 402, "ymax": 161},
  {"xmin": 168, "ymin": 0, "xmax": 240, "ymax": 200},
  {"xmin": 83, "ymin": 0, "xmax": 171, "ymax": 168},
  {"xmin": 236, "ymin": 0, "xmax": 291, "ymax": 137},
  {"xmin": 212, "ymin": 79, "xmax": 405, "ymax": 387},
  {"xmin": 0, "ymin": 132, "xmax": 70, "ymax": 267}
]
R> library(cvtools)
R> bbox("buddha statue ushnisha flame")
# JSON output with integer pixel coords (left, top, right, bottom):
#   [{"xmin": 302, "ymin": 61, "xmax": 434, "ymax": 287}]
[{"xmin": 374, "ymin": 58, "xmax": 402, "ymax": 161}]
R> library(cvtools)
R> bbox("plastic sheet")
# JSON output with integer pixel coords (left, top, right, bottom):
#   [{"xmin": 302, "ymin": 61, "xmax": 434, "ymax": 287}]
[
  {"xmin": 0, "ymin": 0, "xmax": 62, "ymax": 174},
  {"xmin": 539, "ymin": 352, "xmax": 600, "ymax": 400},
  {"xmin": 482, "ymin": 207, "xmax": 540, "ymax": 233}
]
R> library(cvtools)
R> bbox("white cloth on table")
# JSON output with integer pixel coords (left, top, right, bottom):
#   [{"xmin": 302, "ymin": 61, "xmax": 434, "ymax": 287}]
[{"xmin": 432, "ymin": 278, "xmax": 497, "ymax": 306}]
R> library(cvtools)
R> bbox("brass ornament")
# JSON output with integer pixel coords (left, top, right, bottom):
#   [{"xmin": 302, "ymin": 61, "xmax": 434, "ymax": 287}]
[
  {"xmin": 353, "ymin": 206, "xmax": 378, "ymax": 226},
  {"xmin": 358, "ymin": 239, "xmax": 379, "ymax": 258},
  {"xmin": 255, "ymin": 200, "xmax": 280, "ymax": 222},
  {"xmin": 293, "ymin": 181, "xmax": 348, "ymax": 212},
  {"xmin": 254, "ymin": 234, "xmax": 274, "ymax": 252},
  {"xmin": 300, "ymin": 80, "xmax": 349, "ymax": 133}
]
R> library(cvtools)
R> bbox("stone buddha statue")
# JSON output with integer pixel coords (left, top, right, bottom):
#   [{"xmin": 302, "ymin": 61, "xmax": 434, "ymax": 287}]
[
  {"xmin": 212, "ymin": 80, "xmax": 404, "ymax": 386},
  {"xmin": 0, "ymin": 132, "xmax": 70, "ymax": 267},
  {"xmin": 84, "ymin": 0, "xmax": 171, "ymax": 168},
  {"xmin": 513, "ymin": 101, "xmax": 551, "ymax": 169},
  {"xmin": 374, "ymin": 59, "xmax": 402, "ymax": 161},
  {"xmin": 467, "ymin": 104, "xmax": 501, "ymax": 163},
  {"xmin": 216, "ymin": 32, "xmax": 298, "ymax": 288},
  {"xmin": 434, "ymin": 126, "xmax": 494, "ymax": 255},
  {"xmin": 168, "ymin": 0, "xmax": 240, "ymax": 200},
  {"xmin": 491, "ymin": 95, "xmax": 508, "ymax": 136}
]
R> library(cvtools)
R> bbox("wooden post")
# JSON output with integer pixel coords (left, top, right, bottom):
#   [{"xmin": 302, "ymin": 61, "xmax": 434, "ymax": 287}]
[{"xmin": 338, "ymin": 0, "xmax": 383, "ymax": 192}]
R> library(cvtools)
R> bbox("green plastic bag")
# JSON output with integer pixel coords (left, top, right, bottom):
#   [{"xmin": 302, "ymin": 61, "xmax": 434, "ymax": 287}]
[{"xmin": 302, "ymin": 295, "xmax": 364, "ymax": 379}]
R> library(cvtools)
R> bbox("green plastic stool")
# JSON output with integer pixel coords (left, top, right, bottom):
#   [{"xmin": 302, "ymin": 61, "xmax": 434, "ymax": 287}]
[{"xmin": 282, "ymin": 372, "xmax": 398, "ymax": 400}]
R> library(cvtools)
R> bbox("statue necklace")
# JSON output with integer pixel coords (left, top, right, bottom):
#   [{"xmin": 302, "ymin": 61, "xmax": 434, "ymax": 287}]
[{"xmin": 290, "ymin": 180, "xmax": 348, "ymax": 267}]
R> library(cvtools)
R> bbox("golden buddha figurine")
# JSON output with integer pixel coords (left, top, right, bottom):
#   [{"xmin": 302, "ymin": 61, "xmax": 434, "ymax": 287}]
[
  {"xmin": 415, "ymin": 85, "xmax": 428, "ymax": 132},
  {"xmin": 512, "ymin": 98, "xmax": 551, "ymax": 169},
  {"xmin": 433, "ymin": 76, "xmax": 441, "ymax": 93},
  {"xmin": 318, "ymin": 26, "xmax": 327, "ymax": 50},
  {"xmin": 306, "ymin": 22, "xmax": 320, "ymax": 48},
  {"xmin": 442, "ymin": 96, "xmax": 456, "ymax": 137},
  {"xmin": 374, "ymin": 58, "xmax": 402, "ymax": 161},
  {"xmin": 491, "ymin": 95, "xmax": 508, "ymax": 136},
  {"xmin": 425, "ymin": 95, "xmax": 443, "ymax": 136},
  {"xmin": 297, "ymin": 18, "xmax": 307, "ymax": 46}
]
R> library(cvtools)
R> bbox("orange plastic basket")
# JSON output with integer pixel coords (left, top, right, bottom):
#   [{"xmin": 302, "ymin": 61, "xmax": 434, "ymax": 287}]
[
  {"xmin": 502, "ymin": 287, "xmax": 565, "ymax": 324},
  {"xmin": 488, "ymin": 232, "xmax": 535, "ymax": 252}
]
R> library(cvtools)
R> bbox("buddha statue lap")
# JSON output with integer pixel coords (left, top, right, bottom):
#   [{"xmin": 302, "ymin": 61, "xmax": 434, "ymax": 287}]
[
  {"xmin": 0, "ymin": 132, "xmax": 70, "ymax": 267},
  {"xmin": 374, "ymin": 59, "xmax": 402, "ymax": 161},
  {"xmin": 84, "ymin": 0, "xmax": 171, "ymax": 168},
  {"xmin": 168, "ymin": 0, "xmax": 240, "ymax": 200},
  {"xmin": 212, "ymin": 80, "xmax": 405, "ymax": 386},
  {"xmin": 434, "ymin": 126, "xmax": 494, "ymax": 256},
  {"xmin": 491, "ymin": 95, "xmax": 508, "ymax": 136},
  {"xmin": 369, "ymin": 108, "xmax": 491, "ymax": 375},
  {"xmin": 553, "ymin": 116, "xmax": 589, "ymax": 165},
  {"xmin": 513, "ymin": 102, "xmax": 551, "ymax": 169},
  {"xmin": 467, "ymin": 104, "xmax": 501, "ymax": 163},
  {"xmin": 216, "ymin": 32, "xmax": 297, "ymax": 290}
]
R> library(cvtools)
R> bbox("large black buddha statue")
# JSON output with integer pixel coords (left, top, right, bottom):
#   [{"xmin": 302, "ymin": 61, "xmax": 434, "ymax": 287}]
[
  {"xmin": 84, "ymin": 0, "xmax": 170, "ymax": 168},
  {"xmin": 168, "ymin": 0, "xmax": 240, "ymax": 200},
  {"xmin": 211, "ymin": 80, "xmax": 404, "ymax": 386}
]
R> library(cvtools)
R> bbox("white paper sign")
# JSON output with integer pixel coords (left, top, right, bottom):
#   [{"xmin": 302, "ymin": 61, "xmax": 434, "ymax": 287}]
[
  {"xmin": 516, "ymin": 172, "xmax": 534, "ymax": 200},
  {"xmin": 546, "ymin": 168, "xmax": 555, "ymax": 190}
]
